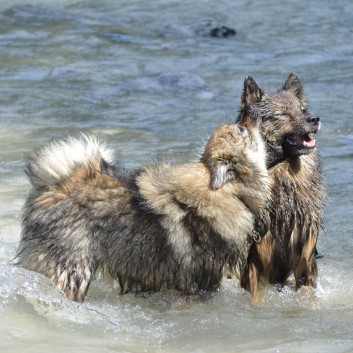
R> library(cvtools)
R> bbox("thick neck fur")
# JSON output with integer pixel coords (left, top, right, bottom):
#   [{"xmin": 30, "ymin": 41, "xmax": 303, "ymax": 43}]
[
  {"xmin": 269, "ymin": 151, "xmax": 326, "ymax": 226},
  {"xmin": 136, "ymin": 161, "xmax": 269, "ymax": 241}
]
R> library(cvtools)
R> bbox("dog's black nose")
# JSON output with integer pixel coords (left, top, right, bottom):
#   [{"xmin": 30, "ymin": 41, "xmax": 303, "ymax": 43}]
[{"xmin": 307, "ymin": 116, "xmax": 320, "ymax": 124}]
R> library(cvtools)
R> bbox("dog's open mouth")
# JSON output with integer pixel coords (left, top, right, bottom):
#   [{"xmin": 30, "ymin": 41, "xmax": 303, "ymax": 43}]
[
  {"xmin": 286, "ymin": 133, "xmax": 316, "ymax": 149},
  {"xmin": 266, "ymin": 131, "xmax": 319, "ymax": 166},
  {"xmin": 281, "ymin": 132, "xmax": 317, "ymax": 159}
]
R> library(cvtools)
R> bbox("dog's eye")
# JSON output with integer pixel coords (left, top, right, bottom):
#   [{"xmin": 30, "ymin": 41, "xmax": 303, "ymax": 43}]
[
  {"xmin": 238, "ymin": 126, "xmax": 248, "ymax": 137},
  {"xmin": 300, "ymin": 105, "xmax": 306, "ymax": 112}
]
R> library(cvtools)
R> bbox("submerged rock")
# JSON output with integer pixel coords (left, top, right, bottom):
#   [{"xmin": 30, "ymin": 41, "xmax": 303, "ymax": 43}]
[
  {"xmin": 191, "ymin": 19, "xmax": 236, "ymax": 38},
  {"xmin": 162, "ymin": 19, "xmax": 236, "ymax": 38}
]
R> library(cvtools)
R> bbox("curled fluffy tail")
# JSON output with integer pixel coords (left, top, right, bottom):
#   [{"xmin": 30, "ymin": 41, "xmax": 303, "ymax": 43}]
[{"xmin": 25, "ymin": 134, "xmax": 114, "ymax": 188}]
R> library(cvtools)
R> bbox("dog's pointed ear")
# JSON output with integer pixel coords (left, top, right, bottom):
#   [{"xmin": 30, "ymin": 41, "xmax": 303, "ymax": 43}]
[
  {"xmin": 282, "ymin": 73, "xmax": 304, "ymax": 100},
  {"xmin": 210, "ymin": 162, "xmax": 235, "ymax": 190},
  {"xmin": 241, "ymin": 76, "xmax": 263, "ymax": 112}
]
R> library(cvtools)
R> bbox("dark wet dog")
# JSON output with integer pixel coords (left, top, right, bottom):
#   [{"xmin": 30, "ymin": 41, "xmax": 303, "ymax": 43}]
[{"xmin": 237, "ymin": 73, "xmax": 326, "ymax": 302}]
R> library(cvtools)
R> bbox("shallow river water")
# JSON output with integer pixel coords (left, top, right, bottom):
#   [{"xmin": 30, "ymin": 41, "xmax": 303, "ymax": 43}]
[{"xmin": 1, "ymin": 1, "xmax": 353, "ymax": 352}]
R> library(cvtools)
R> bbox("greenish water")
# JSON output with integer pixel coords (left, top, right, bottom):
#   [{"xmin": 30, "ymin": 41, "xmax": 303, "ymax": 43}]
[{"xmin": 1, "ymin": 1, "xmax": 353, "ymax": 352}]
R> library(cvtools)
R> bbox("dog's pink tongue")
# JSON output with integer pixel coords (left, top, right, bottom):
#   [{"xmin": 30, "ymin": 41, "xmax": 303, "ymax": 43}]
[{"xmin": 302, "ymin": 135, "xmax": 316, "ymax": 147}]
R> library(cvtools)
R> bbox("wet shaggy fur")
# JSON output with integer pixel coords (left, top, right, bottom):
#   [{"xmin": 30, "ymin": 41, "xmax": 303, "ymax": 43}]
[
  {"xmin": 17, "ymin": 110, "xmax": 269, "ymax": 302},
  {"xmin": 237, "ymin": 73, "xmax": 326, "ymax": 302}
]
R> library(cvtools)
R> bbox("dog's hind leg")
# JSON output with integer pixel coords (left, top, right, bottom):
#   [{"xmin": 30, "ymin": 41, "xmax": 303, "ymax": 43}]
[{"xmin": 53, "ymin": 259, "xmax": 95, "ymax": 303}]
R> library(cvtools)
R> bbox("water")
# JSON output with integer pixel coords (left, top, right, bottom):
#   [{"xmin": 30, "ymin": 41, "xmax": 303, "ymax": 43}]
[{"xmin": 0, "ymin": 0, "xmax": 352, "ymax": 352}]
